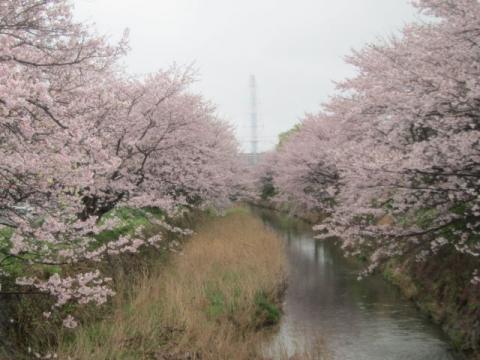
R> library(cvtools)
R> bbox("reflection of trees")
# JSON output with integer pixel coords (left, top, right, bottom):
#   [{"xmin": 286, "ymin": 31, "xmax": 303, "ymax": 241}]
[{"xmin": 251, "ymin": 206, "xmax": 312, "ymax": 238}]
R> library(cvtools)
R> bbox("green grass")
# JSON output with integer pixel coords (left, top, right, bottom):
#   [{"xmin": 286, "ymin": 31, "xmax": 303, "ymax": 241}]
[
  {"xmin": 224, "ymin": 206, "xmax": 251, "ymax": 216},
  {"xmin": 254, "ymin": 291, "xmax": 281, "ymax": 326},
  {"xmin": 94, "ymin": 207, "xmax": 164, "ymax": 243},
  {"xmin": 0, "ymin": 207, "xmax": 166, "ymax": 277},
  {"xmin": 205, "ymin": 286, "xmax": 227, "ymax": 319},
  {"xmin": 0, "ymin": 225, "xmax": 14, "ymax": 244}
]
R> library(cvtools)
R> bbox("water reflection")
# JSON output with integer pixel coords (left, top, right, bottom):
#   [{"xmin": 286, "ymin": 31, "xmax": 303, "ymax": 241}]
[{"xmin": 254, "ymin": 208, "xmax": 462, "ymax": 360}]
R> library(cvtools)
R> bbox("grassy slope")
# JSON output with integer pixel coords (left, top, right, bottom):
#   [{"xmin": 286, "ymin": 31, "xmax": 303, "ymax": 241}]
[
  {"xmin": 0, "ymin": 207, "xmax": 173, "ymax": 359},
  {"xmin": 57, "ymin": 208, "xmax": 287, "ymax": 360},
  {"xmin": 384, "ymin": 251, "xmax": 480, "ymax": 358}
]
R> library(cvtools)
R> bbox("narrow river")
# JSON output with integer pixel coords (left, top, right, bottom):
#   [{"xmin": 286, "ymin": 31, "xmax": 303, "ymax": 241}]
[{"xmin": 254, "ymin": 208, "xmax": 463, "ymax": 360}]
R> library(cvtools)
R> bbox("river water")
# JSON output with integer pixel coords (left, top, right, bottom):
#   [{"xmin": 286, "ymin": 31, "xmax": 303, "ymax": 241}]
[{"xmin": 255, "ymin": 208, "xmax": 463, "ymax": 360}]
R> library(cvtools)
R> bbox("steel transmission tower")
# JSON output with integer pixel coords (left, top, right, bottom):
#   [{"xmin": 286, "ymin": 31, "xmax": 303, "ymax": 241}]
[{"xmin": 249, "ymin": 75, "xmax": 258, "ymax": 165}]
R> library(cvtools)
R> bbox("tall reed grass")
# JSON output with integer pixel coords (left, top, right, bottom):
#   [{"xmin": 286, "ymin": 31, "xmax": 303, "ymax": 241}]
[{"xmin": 57, "ymin": 208, "xmax": 287, "ymax": 359}]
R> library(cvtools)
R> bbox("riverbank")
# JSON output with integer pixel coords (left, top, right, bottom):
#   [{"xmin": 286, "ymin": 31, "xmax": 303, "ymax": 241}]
[
  {"xmin": 56, "ymin": 207, "xmax": 287, "ymax": 359},
  {"xmin": 384, "ymin": 252, "xmax": 480, "ymax": 359}
]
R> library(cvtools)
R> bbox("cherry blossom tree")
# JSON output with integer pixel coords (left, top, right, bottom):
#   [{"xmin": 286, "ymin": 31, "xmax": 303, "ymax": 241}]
[
  {"xmin": 0, "ymin": 0, "xmax": 241, "ymax": 322},
  {"xmin": 255, "ymin": 115, "xmax": 340, "ymax": 214},
  {"xmin": 258, "ymin": 0, "xmax": 480, "ymax": 284},
  {"xmin": 0, "ymin": 0, "xmax": 130, "ymax": 308},
  {"xmin": 320, "ymin": 0, "xmax": 480, "ymax": 279},
  {"xmin": 89, "ymin": 69, "xmax": 240, "ymax": 216}
]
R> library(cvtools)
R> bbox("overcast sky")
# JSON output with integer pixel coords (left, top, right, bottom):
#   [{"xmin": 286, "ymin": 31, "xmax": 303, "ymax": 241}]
[{"xmin": 73, "ymin": 0, "xmax": 419, "ymax": 152}]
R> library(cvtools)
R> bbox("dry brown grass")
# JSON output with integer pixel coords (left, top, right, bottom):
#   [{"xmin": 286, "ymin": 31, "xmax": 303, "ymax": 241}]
[{"xmin": 57, "ymin": 207, "xmax": 287, "ymax": 359}]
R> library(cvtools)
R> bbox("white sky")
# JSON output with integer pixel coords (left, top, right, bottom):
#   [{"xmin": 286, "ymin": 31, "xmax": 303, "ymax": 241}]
[{"xmin": 73, "ymin": 0, "xmax": 419, "ymax": 152}]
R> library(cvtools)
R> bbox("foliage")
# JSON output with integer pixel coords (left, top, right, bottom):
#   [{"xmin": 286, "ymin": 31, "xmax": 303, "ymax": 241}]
[
  {"xmin": 254, "ymin": 291, "xmax": 281, "ymax": 326},
  {"xmin": 0, "ymin": 0, "xmax": 241, "ymax": 327},
  {"xmin": 253, "ymin": 0, "xmax": 480, "ymax": 285},
  {"xmin": 277, "ymin": 123, "xmax": 302, "ymax": 149}
]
